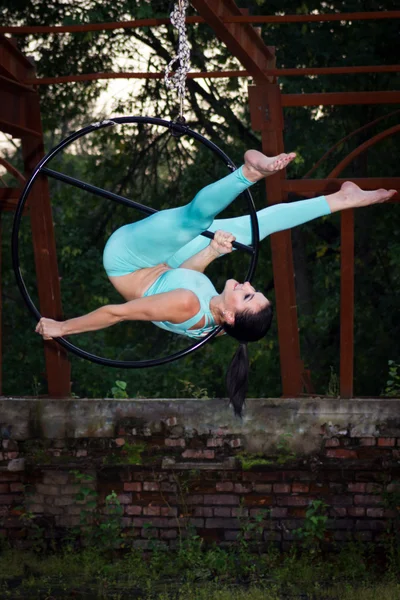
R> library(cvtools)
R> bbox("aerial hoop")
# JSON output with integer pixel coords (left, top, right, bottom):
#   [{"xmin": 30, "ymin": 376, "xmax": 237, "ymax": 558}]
[{"xmin": 12, "ymin": 116, "xmax": 260, "ymax": 368}]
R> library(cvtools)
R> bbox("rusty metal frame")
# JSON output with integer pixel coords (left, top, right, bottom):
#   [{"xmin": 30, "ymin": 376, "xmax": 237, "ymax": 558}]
[
  {"xmin": 190, "ymin": 1, "xmax": 399, "ymax": 399},
  {"xmin": 0, "ymin": 10, "xmax": 399, "ymax": 34},
  {"xmin": 0, "ymin": 34, "xmax": 70, "ymax": 397}
]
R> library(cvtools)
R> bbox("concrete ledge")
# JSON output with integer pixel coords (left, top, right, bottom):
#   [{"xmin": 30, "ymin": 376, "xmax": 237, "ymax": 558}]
[{"xmin": 1, "ymin": 397, "xmax": 399, "ymax": 454}]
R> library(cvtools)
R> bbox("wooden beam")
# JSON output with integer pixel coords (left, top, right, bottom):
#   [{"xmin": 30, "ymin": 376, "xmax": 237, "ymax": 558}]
[
  {"xmin": 0, "ymin": 188, "xmax": 26, "ymax": 212},
  {"xmin": 0, "ymin": 35, "xmax": 35, "ymax": 81},
  {"xmin": 19, "ymin": 64, "xmax": 71, "ymax": 397},
  {"xmin": 191, "ymin": 0, "xmax": 275, "ymax": 83},
  {"xmin": 0, "ymin": 88, "xmax": 41, "ymax": 139},
  {"xmin": 249, "ymin": 83, "xmax": 303, "ymax": 396},
  {"xmin": 0, "ymin": 212, "xmax": 2, "ymax": 395},
  {"xmin": 0, "ymin": 159, "xmax": 25, "ymax": 184},
  {"xmin": 340, "ymin": 210, "xmax": 354, "ymax": 398},
  {"xmin": 0, "ymin": 117, "xmax": 41, "ymax": 139},
  {"xmin": 0, "ymin": 188, "xmax": 22, "ymax": 200},
  {"xmin": 0, "ymin": 11, "xmax": 398, "ymax": 34},
  {"xmin": 25, "ymin": 64, "xmax": 400, "ymax": 86},
  {"xmin": 282, "ymin": 91, "xmax": 400, "ymax": 107},
  {"xmin": 0, "ymin": 74, "xmax": 35, "ymax": 94}
]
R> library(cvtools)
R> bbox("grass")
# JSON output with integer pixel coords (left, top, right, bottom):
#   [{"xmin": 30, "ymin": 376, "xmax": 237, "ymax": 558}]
[{"xmin": 1, "ymin": 541, "xmax": 400, "ymax": 600}]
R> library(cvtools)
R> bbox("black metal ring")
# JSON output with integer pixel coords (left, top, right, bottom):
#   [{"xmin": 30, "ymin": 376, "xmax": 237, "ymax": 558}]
[{"xmin": 12, "ymin": 116, "xmax": 260, "ymax": 368}]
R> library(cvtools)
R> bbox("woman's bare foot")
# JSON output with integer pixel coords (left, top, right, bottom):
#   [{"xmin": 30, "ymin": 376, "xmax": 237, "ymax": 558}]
[
  {"xmin": 326, "ymin": 181, "xmax": 397, "ymax": 213},
  {"xmin": 243, "ymin": 149, "xmax": 296, "ymax": 182}
]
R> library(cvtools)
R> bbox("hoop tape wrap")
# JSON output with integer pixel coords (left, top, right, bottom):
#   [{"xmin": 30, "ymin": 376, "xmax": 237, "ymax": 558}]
[{"xmin": 12, "ymin": 116, "xmax": 260, "ymax": 368}]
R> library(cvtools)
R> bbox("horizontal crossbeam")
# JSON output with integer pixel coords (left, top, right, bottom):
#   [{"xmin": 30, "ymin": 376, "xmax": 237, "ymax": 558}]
[
  {"xmin": 0, "ymin": 188, "xmax": 24, "ymax": 211},
  {"xmin": 0, "ymin": 74, "xmax": 35, "ymax": 94},
  {"xmin": 0, "ymin": 116, "xmax": 41, "ymax": 139},
  {"xmin": 282, "ymin": 91, "xmax": 400, "ymax": 107},
  {"xmin": 1, "ymin": 11, "xmax": 398, "ymax": 34},
  {"xmin": 41, "ymin": 167, "xmax": 254, "ymax": 254},
  {"xmin": 25, "ymin": 64, "xmax": 400, "ymax": 85}
]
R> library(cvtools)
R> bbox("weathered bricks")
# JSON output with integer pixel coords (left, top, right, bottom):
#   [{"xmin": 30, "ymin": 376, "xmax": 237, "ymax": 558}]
[
  {"xmin": 242, "ymin": 472, "xmax": 283, "ymax": 482},
  {"xmin": 160, "ymin": 529, "xmax": 177, "ymax": 539},
  {"xmin": 9, "ymin": 483, "xmax": 24, "ymax": 493},
  {"xmin": 165, "ymin": 438, "xmax": 185, "ymax": 447},
  {"xmin": 214, "ymin": 507, "xmax": 231, "ymax": 518},
  {"xmin": 43, "ymin": 472, "xmax": 69, "ymax": 485},
  {"xmin": 273, "ymin": 484, "xmax": 291, "ymax": 493},
  {"xmin": 244, "ymin": 494, "xmax": 274, "ymax": 507},
  {"xmin": 143, "ymin": 482, "xmax": 160, "ymax": 492},
  {"xmin": 53, "ymin": 496, "xmax": 75, "ymax": 507},
  {"xmin": 234, "ymin": 483, "xmax": 252, "ymax": 494},
  {"xmin": 117, "ymin": 494, "xmax": 132, "ymax": 504},
  {"xmin": 335, "ymin": 507, "xmax": 349, "ymax": 517},
  {"xmin": 205, "ymin": 518, "xmax": 239, "ymax": 529},
  {"xmin": 348, "ymin": 507, "xmax": 365, "ymax": 517},
  {"xmin": 325, "ymin": 438, "xmax": 340, "ymax": 447},
  {"xmin": 1, "ymin": 428, "xmax": 400, "ymax": 551},
  {"xmin": 348, "ymin": 483, "xmax": 366, "ymax": 493},
  {"xmin": 216, "ymin": 482, "xmax": 233, "ymax": 492},
  {"xmin": 193, "ymin": 507, "xmax": 213, "ymax": 517},
  {"xmin": 125, "ymin": 505, "xmax": 142, "ymax": 516},
  {"xmin": 366, "ymin": 508, "xmax": 384, "ymax": 518},
  {"xmin": 181, "ymin": 450, "xmax": 214, "ymax": 460},
  {"xmin": 161, "ymin": 507, "xmax": 178, "ymax": 517},
  {"xmin": 270, "ymin": 507, "xmax": 288, "ymax": 518},
  {"xmin": 277, "ymin": 496, "xmax": 310, "ymax": 506},
  {"xmin": 0, "ymin": 495, "xmax": 21, "ymax": 505},
  {"xmin": 355, "ymin": 520, "xmax": 386, "ymax": 531},
  {"xmin": 354, "ymin": 495, "xmax": 383, "ymax": 505},
  {"xmin": 326, "ymin": 449, "xmax": 358, "ymax": 459},
  {"xmin": 359, "ymin": 438, "xmax": 376, "ymax": 446},
  {"xmin": 378, "ymin": 438, "xmax": 396, "ymax": 447},
  {"xmin": 253, "ymin": 484, "xmax": 272, "ymax": 493},
  {"xmin": 205, "ymin": 494, "xmax": 239, "ymax": 506},
  {"xmin": 207, "ymin": 438, "xmax": 224, "ymax": 447},
  {"xmin": 292, "ymin": 483, "xmax": 309, "ymax": 493},
  {"xmin": 124, "ymin": 482, "xmax": 142, "ymax": 492}
]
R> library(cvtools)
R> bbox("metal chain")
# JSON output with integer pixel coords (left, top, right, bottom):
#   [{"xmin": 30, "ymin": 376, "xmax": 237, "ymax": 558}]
[{"xmin": 164, "ymin": 0, "xmax": 191, "ymax": 121}]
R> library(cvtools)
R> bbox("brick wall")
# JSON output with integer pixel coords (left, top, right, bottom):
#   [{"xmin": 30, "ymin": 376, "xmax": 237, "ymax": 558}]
[{"xmin": 1, "ymin": 398, "xmax": 400, "ymax": 550}]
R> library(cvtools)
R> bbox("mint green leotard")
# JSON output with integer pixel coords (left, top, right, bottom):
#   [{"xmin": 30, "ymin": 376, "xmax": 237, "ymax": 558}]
[{"xmin": 103, "ymin": 166, "xmax": 331, "ymax": 338}]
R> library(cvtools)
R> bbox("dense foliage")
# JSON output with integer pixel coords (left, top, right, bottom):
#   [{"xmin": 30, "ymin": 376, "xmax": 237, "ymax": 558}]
[{"xmin": 1, "ymin": 0, "xmax": 399, "ymax": 399}]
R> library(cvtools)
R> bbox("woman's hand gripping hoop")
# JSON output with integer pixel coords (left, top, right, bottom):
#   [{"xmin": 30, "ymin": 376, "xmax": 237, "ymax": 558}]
[
  {"xmin": 210, "ymin": 230, "xmax": 236, "ymax": 256},
  {"xmin": 12, "ymin": 116, "xmax": 260, "ymax": 368}
]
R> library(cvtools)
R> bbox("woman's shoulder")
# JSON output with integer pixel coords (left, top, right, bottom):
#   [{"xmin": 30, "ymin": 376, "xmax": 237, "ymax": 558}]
[{"xmin": 175, "ymin": 288, "xmax": 201, "ymax": 312}]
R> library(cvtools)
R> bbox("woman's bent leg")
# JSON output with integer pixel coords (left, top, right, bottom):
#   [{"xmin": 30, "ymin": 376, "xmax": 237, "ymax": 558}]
[{"xmin": 103, "ymin": 167, "xmax": 255, "ymax": 275}]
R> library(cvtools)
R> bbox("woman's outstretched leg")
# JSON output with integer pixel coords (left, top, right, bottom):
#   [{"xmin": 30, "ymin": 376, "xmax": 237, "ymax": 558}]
[
  {"xmin": 103, "ymin": 152, "xmax": 295, "ymax": 276},
  {"xmin": 168, "ymin": 156, "xmax": 396, "ymax": 269}
]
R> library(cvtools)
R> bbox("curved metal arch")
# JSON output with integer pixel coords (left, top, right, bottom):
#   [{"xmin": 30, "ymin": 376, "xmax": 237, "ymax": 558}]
[
  {"xmin": 12, "ymin": 116, "xmax": 260, "ymax": 368},
  {"xmin": 303, "ymin": 109, "xmax": 400, "ymax": 180},
  {"xmin": 327, "ymin": 123, "xmax": 400, "ymax": 179}
]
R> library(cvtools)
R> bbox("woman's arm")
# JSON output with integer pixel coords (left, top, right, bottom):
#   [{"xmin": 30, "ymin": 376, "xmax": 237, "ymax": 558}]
[
  {"xmin": 180, "ymin": 230, "xmax": 235, "ymax": 273},
  {"xmin": 35, "ymin": 290, "xmax": 200, "ymax": 339}
]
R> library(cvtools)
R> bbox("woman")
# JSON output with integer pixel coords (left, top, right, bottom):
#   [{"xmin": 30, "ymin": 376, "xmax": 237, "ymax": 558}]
[{"xmin": 36, "ymin": 150, "xmax": 396, "ymax": 415}]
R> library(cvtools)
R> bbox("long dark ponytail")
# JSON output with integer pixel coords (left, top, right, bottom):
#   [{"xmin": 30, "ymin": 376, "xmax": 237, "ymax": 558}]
[{"xmin": 223, "ymin": 303, "xmax": 273, "ymax": 417}]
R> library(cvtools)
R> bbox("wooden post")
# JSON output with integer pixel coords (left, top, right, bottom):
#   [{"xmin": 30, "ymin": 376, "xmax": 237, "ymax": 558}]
[
  {"xmin": 340, "ymin": 210, "xmax": 354, "ymax": 398},
  {"xmin": 248, "ymin": 83, "xmax": 303, "ymax": 396},
  {"xmin": 20, "ymin": 69, "xmax": 71, "ymax": 397},
  {"xmin": 0, "ymin": 212, "xmax": 2, "ymax": 395}
]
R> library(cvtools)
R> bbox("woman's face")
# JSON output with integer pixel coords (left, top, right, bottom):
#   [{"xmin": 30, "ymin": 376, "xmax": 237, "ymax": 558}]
[{"xmin": 221, "ymin": 279, "xmax": 270, "ymax": 315}]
